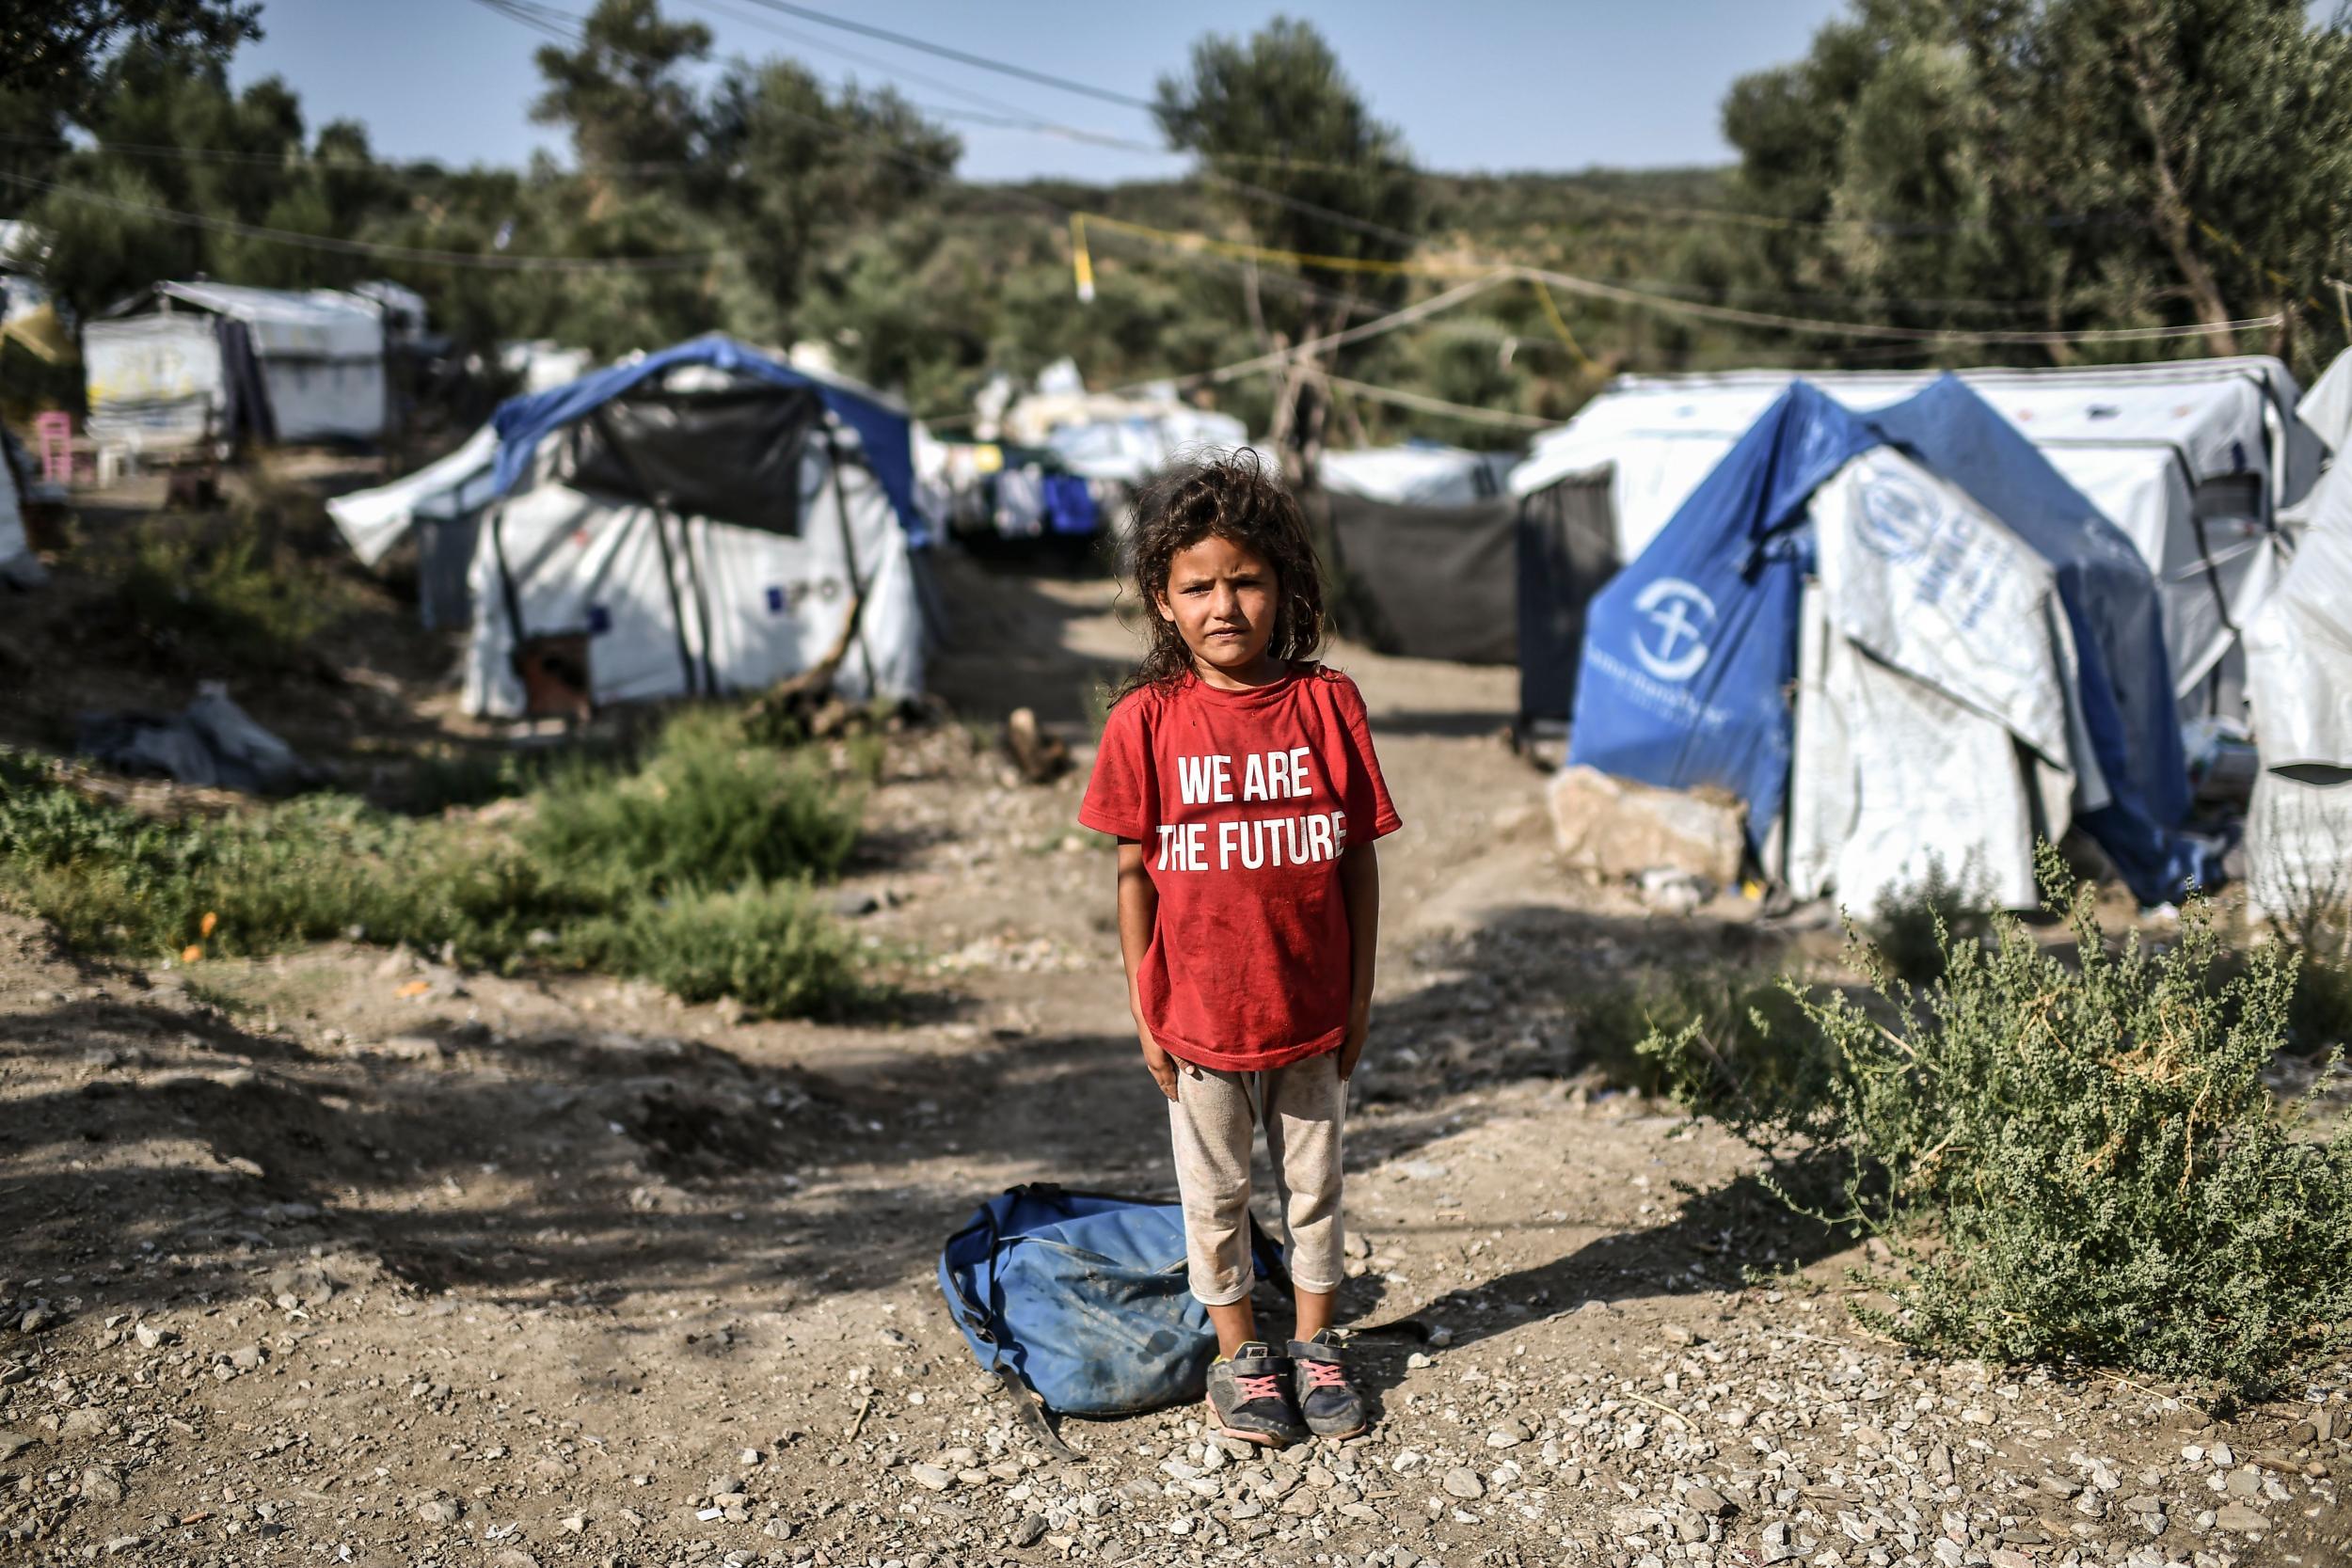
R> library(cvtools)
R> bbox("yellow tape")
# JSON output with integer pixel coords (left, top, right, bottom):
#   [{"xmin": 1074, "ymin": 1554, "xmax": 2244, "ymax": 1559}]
[{"xmin": 1070, "ymin": 214, "xmax": 1096, "ymax": 304}]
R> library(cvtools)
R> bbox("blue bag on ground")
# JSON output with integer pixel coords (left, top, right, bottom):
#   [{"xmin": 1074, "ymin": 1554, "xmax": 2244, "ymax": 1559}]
[{"xmin": 938, "ymin": 1184, "xmax": 1286, "ymax": 1447}]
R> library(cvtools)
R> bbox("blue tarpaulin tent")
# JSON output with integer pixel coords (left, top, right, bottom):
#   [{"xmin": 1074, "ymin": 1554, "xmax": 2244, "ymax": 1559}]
[{"xmin": 1568, "ymin": 375, "xmax": 2212, "ymax": 906}]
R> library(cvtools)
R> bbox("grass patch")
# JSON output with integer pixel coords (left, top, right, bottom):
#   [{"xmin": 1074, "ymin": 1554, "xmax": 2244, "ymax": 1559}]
[
  {"xmin": 0, "ymin": 709, "xmax": 872, "ymax": 1019},
  {"xmin": 580, "ymin": 883, "xmax": 866, "ymax": 1019},
  {"xmin": 524, "ymin": 708, "xmax": 861, "ymax": 896},
  {"xmin": 1644, "ymin": 845, "xmax": 2352, "ymax": 1397},
  {"xmin": 118, "ymin": 526, "xmax": 340, "ymax": 667},
  {"xmin": 1568, "ymin": 964, "xmax": 1813, "ymax": 1098}
]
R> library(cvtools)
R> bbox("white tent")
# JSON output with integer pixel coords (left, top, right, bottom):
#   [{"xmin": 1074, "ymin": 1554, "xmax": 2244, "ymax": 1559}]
[
  {"xmin": 85, "ymin": 281, "xmax": 388, "ymax": 450},
  {"xmin": 460, "ymin": 461, "xmax": 919, "ymax": 716},
  {"xmin": 2246, "ymin": 348, "xmax": 2352, "ymax": 922},
  {"xmin": 1513, "ymin": 359, "xmax": 2320, "ymax": 720},
  {"xmin": 326, "ymin": 338, "xmax": 925, "ymax": 718},
  {"xmin": 1316, "ymin": 443, "xmax": 1518, "ymax": 507}
]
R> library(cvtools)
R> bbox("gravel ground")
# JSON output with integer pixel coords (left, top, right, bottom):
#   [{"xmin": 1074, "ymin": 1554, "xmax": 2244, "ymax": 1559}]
[{"xmin": 3, "ymin": 567, "xmax": 2347, "ymax": 1568}]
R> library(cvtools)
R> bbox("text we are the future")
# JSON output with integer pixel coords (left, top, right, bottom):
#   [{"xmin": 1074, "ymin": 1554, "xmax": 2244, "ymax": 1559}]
[{"xmin": 1153, "ymin": 749, "xmax": 1351, "ymax": 874}]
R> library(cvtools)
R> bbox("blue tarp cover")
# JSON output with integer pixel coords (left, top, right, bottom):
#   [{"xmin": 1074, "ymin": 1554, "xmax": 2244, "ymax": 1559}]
[
  {"xmin": 1569, "ymin": 383, "xmax": 1875, "ymax": 855},
  {"xmin": 1568, "ymin": 375, "xmax": 2207, "ymax": 903},
  {"xmin": 487, "ymin": 335, "xmax": 925, "ymax": 543}
]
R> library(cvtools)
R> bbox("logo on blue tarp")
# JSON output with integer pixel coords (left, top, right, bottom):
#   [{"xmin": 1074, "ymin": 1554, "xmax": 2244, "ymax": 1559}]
[
  {"xmin": 1855, "ymin": 470, "xmax": 1940, "ymax": 563},
  {"xmin": 586, "ymin": 604, "xmax": 612, "ymax": 635},
  {"xmin": 1630, "ymin": 578, "xmax": 1716, "ymax": 681}
]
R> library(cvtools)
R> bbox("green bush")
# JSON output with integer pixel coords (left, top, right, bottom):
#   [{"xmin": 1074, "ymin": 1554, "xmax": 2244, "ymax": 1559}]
[
  {"xmin": 585, "ymin": 882, "xmax": 866, "ymax": 1019},
  {"xmin": 1643, "ymin": 844, "xmax": 2352, "ymax": 1397},
  {"xmin": 524, "ymin": 709, "xmax": 861, "ymax": 896}
]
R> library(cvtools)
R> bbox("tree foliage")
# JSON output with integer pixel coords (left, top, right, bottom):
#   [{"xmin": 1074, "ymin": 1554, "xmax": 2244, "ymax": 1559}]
[
  {"xmin": 1153, "ymin": 18, "xmax": 1424, "ymax": 463},
  {"xmin": 1723, "ymin": 0, "xmax": 2352, "ymax": 374},
  {"xmin": 12, "ymin": 0, "xmax": 2352, "ymax": 441}
]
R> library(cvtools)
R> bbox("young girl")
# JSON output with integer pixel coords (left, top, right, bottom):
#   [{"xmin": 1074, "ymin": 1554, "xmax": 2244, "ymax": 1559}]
[{"xmin": 1078, "ymin": 451, "xmax": 1399, "ymax": 1447}]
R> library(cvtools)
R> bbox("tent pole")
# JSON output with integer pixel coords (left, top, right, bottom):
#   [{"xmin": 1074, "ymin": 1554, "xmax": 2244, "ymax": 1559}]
[
  {"xmin": 487, "ymin": 501, "xmax": 539, "ymax": 712},
  {"xmin": 823, "ymin": 431, "xmax": 880, "ymax": 699},
  {"xmin": 589, "ymin": 408, "xmax": 701, "ymax": 699},
  {"xmin": 676, "ymin": 513, "xmax": 720, "ymax": 696}
]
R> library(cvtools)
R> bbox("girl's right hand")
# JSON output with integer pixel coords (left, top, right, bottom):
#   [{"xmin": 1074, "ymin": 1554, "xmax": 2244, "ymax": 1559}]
[{"xmin": 1139, "ymin": 1032, "xmax": 1182, "ymax": 1102}]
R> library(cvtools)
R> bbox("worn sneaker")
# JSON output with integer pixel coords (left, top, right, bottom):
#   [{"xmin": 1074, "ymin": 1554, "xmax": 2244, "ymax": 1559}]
[
  {"xmin": 1204, "ymin": 1341, "xmax": 1306, "ymax": 1447},
  {"xmin": 1288, "ymin": 1328, "xmax": 1369, "ymax": 1439}
]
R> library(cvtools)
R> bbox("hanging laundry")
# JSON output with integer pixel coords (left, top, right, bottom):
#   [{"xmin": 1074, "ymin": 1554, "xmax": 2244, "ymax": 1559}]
[{"xmin": 1042, "ymin": 473, "xmax": 1101, "ymax": 536}]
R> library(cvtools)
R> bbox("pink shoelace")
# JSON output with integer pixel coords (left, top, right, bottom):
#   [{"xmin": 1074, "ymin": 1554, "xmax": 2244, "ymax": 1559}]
[
  {"xmin": 1234, "ymin": 1372, "xmax": 1284, "ymax": 1402},
  {"xmin": 1300, "ymin": 1359, "xmax": 1349, "ymax": 1390}
]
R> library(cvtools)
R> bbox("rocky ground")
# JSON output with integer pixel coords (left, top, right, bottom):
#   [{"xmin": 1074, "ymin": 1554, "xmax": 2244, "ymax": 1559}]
[{"xmin": 3, "ymin": 557, "xmax": 2348, "ymax": 1568}]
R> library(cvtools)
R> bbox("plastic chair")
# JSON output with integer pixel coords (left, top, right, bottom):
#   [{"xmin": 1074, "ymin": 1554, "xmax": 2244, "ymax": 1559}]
[{"xmin": 32, "ymin": 411, "xmax": 72, "ymax": 483}]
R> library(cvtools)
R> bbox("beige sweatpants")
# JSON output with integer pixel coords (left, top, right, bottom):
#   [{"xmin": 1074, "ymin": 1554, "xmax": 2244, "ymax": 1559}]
[{"xmin": 1167, "ymin": 1050, "xmax": 1347, "ymax": 1306}]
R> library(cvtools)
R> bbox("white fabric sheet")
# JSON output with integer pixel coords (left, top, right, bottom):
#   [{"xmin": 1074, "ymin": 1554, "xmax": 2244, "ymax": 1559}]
[
  {"xmin": 83, "ymin": 315, "xmax": 222, "ymax": 449},
  {"xmin": 154, "ymin": 281, "xmax": 385, "ymax": 358},
  {"xmin": 328, "ymin": 425, "xmax": 501, "ymax": 567},
  {"xmin": 1785, "ymin": 452, "xmax": 2083, "ymax": 914},
  {"xmin": 2297, "ymin": 347, "xmax": 2352, "ymax": 453},
  {"xmin": 1317, "ymin": 445, "xmax": 1515, "ymax": 506}
]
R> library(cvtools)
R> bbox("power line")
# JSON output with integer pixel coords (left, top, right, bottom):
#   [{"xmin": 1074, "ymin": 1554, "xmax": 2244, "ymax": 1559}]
[{"xmin": 713, "ymin": 0, "xmax": 1156, "ymax": 112}]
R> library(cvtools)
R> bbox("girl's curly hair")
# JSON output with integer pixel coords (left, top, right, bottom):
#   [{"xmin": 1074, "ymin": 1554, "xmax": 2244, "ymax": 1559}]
[{"xmin": 1113, "ymin": 449, "xmax": 1327, "ymax": 701}]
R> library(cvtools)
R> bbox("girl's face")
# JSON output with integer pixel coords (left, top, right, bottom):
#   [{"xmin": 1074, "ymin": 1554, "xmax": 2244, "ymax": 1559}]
[{"xmin": 1154, "ymin": 534, "xmax": 1281, "ymax": 686}]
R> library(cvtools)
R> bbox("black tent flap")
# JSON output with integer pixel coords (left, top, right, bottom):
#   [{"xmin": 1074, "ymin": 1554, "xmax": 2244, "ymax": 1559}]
[
  {"xmin": 1318, "ymin": 490, "xmax": 1522, "ymax": 665},
  {"xmin": 565, "ymin": 385, "xmax": 819, "ymax": 534},
  {"xmin": 1516, "ymin": 471, "xmax": 1619, "ymax": 725}
]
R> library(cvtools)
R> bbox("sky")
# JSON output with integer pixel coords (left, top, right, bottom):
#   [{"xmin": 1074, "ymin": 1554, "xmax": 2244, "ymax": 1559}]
[{"xmin": 228, "ymin": 0, "xmax": 1852, "ymax": 182}]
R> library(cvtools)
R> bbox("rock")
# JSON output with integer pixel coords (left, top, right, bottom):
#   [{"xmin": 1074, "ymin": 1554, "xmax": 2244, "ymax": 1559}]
[
  {"xmin": 133, "ymin": 1323, "xmax": 174, "ymax": 1351},
  {"xmin": 910, "ymin": 1464, "xmax": 954, "ymax": 1492},
  {"xmin": 1685, "ymin": 1485, "xmax": 1731, "ymax": 1516},
  {"xmin": 1547, "ymin": 765, "xmax": 1743, "ymax": 886},
  {"xmin": 1929, "ymin": 1444, "xmax": 1954, "ymax": 1484},
  {"xmin": 59, "ymin": 1409, "xmax": 106, "ymax": 1437},
  {"xmin": 19, "ymin": 1307, "xmax": 55, "ymax": 1333},
  {"xmin": 102, "ymin": 1536, "xmax": 143, "ymax": 1556},
  {"xmin": 1009, "ymin": 1513, "xmax": 1048, "ymax": 1547},
  {"xmin": 1486, "ymin": 1425, "xmax": 1526, "ymax": 1449},
  {"xmin": 417, "ymin": 1498, "xmax": 462, "ymax": 1527},
  {"xmin": 561, "ymin": 1514, "xmax": 586, "ymax": 1533},
  {"xmin": 2213, "ymin": 1501, "xmax": 2267, "ymax": 1534},
  {"xmin": 1406, "ymin": 1352, "xmax": 1433, "ymax": 1370},
  {"xmin": 2088, "ymin": 1459, "xmax": 2121, "ymax": 1491},
  {"xmin": 2225, "ymin": 1466, "xmax": 2262, "ymax": 1497},
  {"xmin": 0, "ymin": 1431, "xmax": 34, "ymax": 1462},
  {"xmin": 830, "ymin": 890, "xmax": 882, "ymax": 919},
  {"xmin": 2207, "ymin": 1442, "xmax": 2235, "ymax": 1466},
  {"xmin": 80, "ymin": 1466, "xmax": 123, "ymax": 1504},
  {"xmin": 1441, "ymin": 1467, "xmax": 1484, "ymax": 1500}
]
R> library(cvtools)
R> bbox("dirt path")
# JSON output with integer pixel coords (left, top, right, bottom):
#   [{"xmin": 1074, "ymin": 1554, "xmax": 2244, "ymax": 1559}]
[{"xmin": 3, "ymin": 563, "xmax": 2345, "ymax": 1568}]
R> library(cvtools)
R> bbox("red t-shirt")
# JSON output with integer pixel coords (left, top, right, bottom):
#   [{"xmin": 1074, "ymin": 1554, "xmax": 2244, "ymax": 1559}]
[{"xmin": 1078, "ymin": 664, "xmax": 1401, "ymax": 1072}]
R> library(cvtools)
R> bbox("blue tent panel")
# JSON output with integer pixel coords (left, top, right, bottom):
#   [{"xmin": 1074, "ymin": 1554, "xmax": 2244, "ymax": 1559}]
[
  {"xmin": 1568, "ymin": 383, "xmax": 1878, "ymax": 854},
  {"xmin": 487, "ymin": 335, "xmax": 926, "ymax": 544}
]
